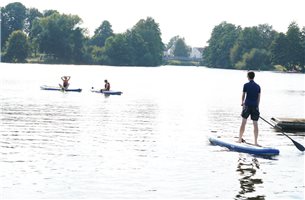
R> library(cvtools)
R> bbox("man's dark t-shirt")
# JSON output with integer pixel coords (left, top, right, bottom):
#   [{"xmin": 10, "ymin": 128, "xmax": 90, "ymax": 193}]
[{"xmin": 243, "ymin": 80, "xmax": 260, "ymax": 107}]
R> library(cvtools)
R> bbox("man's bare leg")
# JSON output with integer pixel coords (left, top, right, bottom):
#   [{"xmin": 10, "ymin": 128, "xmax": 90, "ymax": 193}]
[
  {"xmin": 238, "ymin": 118, "xmax": 247, "ymax": 143},
  {"xmin": 253, "ymin": 120, "xmax": 259, "ymax": 146}
]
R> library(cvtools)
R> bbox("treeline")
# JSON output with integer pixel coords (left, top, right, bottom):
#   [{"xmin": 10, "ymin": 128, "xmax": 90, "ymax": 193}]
[
  {"xmin": 1, "ymin": 2, "xmax": 163, "ymax": 66},
  {"xmin": 1, "ymin": 3, "xmax": 305, "ymax": 71},
  {"xmin": 202, "ymin": 22, "xmax": 305, "ymax": 72}
]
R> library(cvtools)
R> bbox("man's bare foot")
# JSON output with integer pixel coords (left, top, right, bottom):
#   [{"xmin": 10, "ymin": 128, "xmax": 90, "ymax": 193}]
[{"xmin": 236, "ymin": 138, "xmax": 245, "ymax": 143}]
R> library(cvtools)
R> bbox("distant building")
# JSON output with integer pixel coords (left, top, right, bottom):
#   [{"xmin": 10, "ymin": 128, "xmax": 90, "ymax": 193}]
[
  {"xmin": 190, "ymin": 47, "xmax": 204, "ymax": 60},
  {"xmin": 163, "ymin": 49, "xmax": 172, "ymax": 57},
  {"xmin": 164, "ymin": 47, "xmax": 203, "ymax": 59}
]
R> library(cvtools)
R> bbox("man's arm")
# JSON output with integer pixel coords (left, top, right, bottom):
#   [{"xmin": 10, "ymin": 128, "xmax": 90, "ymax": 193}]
[
  {"xmin": 241, "ymin": 92, "xmax": 245, "ymax": 106},
  {"xmin": 257, "ymin": 93, "xmax": 261, "ymax": 107}
]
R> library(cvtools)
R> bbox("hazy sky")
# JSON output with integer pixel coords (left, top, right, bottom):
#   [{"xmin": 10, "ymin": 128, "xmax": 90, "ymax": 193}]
[{"xmin": 1, "ymin": 0, "xmax": 305, "ymax": 47}]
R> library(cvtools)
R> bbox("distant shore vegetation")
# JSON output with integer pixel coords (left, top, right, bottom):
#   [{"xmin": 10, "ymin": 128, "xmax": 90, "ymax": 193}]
[
  {"xmin": 1, "ymin": 2, "xmax": 304, "ymax": 72},
  {"xmin": 201, "ymin": 22, "xmax": 305, "ymax": 72}
]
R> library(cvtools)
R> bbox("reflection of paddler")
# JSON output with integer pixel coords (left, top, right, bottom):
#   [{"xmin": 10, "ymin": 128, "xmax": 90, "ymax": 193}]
[
  {"xmin": 235, "ymin": 156, "xmax": 263, "ymax": 199},
  {"xmin": 59, "ymin": 76, "xmax": 70, "ymax": 89}
]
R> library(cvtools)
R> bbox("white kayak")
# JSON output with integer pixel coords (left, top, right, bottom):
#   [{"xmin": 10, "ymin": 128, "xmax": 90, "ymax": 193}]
[{"xmin": 91, "ymin": 88, "xmax": 122, "ymax": 95}]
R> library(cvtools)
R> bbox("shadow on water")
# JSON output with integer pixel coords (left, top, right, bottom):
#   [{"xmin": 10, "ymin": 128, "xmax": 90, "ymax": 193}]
[{"xmin": 235, "ymin": 156, "xmax": 265, "ymax": 200}]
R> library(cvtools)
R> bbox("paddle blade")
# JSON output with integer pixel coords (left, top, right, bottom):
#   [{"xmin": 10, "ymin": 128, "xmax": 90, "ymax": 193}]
[{"xmin": 292, "ymin": 140, "xmax": 305, "ymax": 152}]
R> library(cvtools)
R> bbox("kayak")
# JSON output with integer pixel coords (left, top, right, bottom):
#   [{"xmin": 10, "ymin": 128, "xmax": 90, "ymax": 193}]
[
  {"xmin": 40, "ymin": 85, "xmax": 82, "ymax": 92},
  {"xmin": 91, "ymin": 88, "xmax": 122, "ymax": 95},
  {"xmin": 209, "ymin": 137, "xmax": 280, "ymax": 156}
]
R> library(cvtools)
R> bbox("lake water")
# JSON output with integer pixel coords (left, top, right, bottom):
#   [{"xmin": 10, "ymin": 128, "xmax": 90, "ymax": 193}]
[{"xmin": 0, "ymin": 63, "xmax": 304, "ymax": 199}]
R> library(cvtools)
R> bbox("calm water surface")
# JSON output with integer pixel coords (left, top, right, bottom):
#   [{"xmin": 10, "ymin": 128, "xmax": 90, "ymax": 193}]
[{"xmin": 0, "ymin": 63, "xmax": 304, "ymax": 199}]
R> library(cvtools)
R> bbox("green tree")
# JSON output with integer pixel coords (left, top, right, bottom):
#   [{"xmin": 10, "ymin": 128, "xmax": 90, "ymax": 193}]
[
  {"xmin": 85, "ymin": 45, "xmax": 105, "ymax": 64},
  {"xmin": 285, "ymin": 22, "xmax": 303, "ymax": 71},
  {"xmin": 270, "ymin": 33, "xmax": 289, "ymax": 67},
  {"xmin": 132, "ymin": 17, "xmax": 164, "ymax": 66},
  {"xmin": 24, "ymin": 8, "xmax": 42, "ymax": 34},
  {"xmin": 173, "ymin": 38, "xmax": 190, "ymax": 57},
  {"xmin": 103, "ymin": 34, "xmax": 132, "ymax": 65},
  {"xmin": 4, "ymin": 30, "xmax": 30, "ymax": 62},
  {"xmin": 1, "ymin": 2, "xmax": 27, "ymax": 50},
  {"xmin": 70, "ymin": 27, "xmax": 85, "ymax": 63},
  {"xmin": 43, "ymin": 10, "xmax": 59, "ymax": 17},
  {"xmin": 203, "ymin": 21, "xmax": 241, "ymax": 68},
  {"xmin": 90, "ymin": 20, "xmax": 114, "ymax": 47},
  {"xmin": 230, "ymin": 27, "xmax": 262, "ymax": 67},
  {"xmin": 235, "ymin": 48, "xmax": 270, "ymax": 70},
  {"xmin": 230, "ymin": 25, "xmax": 275, "ymax": 69},
  {"xmin": 29, "ymin": 18, "xmax": 43, "ymax": 56},
  {"xmin": 166, "ymin": 35, "xmax": 179, "ymax": 51},
  {"xmin": 257, "ymin": 24, "xmax": 278, "ymax": 49},
  {"xmin": 125, "ymin": 30, "xmax": 150, "ymax": 66},
  {"xmin": 31, "ymin": 12, "xmax": 85, "ymax": 63},
  {"xmin": 301, "ymin": 27, "xmax": 305, "ymax": 71}
]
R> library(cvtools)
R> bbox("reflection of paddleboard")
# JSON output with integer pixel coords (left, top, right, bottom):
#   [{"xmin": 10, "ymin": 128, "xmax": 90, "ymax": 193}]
[
  {"xmin": 209, "ymin": 137, "xmax": 279, "ymax": 156},
  {"xmin": 40, "ymin": 85, "xmax": 82, "ymax": 92},
  {"xmin": 91, "ymin": 88, "xmax": 122, "ymax": 95}
]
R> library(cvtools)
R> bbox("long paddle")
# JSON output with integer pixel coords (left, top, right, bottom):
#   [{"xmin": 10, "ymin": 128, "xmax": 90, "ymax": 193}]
[{"xmin": 259, "ymin": 116, "xmax": 305, "ymax": 152}]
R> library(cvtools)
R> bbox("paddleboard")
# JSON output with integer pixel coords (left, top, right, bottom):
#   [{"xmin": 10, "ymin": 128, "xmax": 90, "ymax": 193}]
[
  {"xmin": 40, "ymin": 85, "xmax": 82, "ymax": 92},
  {"xmin": 91, "ymin": 88, "xmax": 122, "ymax": 95},
  {"xmin": 209, "ymin": 137, "xmax": 279, "ymax": 156}
]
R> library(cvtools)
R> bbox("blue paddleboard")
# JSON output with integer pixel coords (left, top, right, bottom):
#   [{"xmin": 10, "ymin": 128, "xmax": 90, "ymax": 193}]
[
  {"xmin": 40, "ymin": 85, "xmax": 82, "ymax": 92},
  {"xmin": 209, "ymin": 137, "xmax": 279, "ymax": 156}
]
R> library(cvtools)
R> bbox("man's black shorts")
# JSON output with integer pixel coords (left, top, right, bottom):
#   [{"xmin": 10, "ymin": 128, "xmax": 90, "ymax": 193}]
[{"xmin": 241, "ymin": 106, "xmax": 260, "ymax": 121}]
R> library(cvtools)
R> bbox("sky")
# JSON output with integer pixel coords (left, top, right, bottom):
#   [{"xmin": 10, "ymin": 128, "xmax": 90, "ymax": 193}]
[{"xmin": 1, "ymin": 0, "xmax": 305, "ymax": 47}]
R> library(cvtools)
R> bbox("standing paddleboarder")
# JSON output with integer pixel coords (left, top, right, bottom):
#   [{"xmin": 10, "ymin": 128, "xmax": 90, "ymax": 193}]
[{"xmin": 238, "ymin": 71, "xmax": 261, "ymax": 146}]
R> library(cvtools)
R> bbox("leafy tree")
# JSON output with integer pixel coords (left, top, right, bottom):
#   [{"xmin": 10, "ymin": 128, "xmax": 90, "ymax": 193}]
[
  {"xmin": 203, "ymin": 21, "xmax": 241, "ymax": 68},
  {"xmin": 270, "ymin": 33, "xmax": 289, "ymax": 67},
  {"xmin": 301, "ymin": 27, "xmax": 305, "ymax": 71},
  {"xmin": 235, "ymin": 48, "xmax": 270, "ymax": 70},
  {"xmin": 43, "ymin": 10, "xmax": 59, "ymax": 17},
  {"xmin": 29, "ymin": 18, "xmax": 43, "ymax": 56},
  {"xmin": 285, "ymin": 22, "xmax": 303, "ymax": 70},
  {"xmin": 70, "ymin": 27, "xmax": 85, "ymax": 63},
  {"xmin": 166, "ymin": 35, "xmax": 179, "ymax": 50},
  {"xmin": 132, "ymin": 17, "xmax": 164, "ymax": 66},
  {"xmin": 173, "ymin": 38, "xmax": 190, "ymax": 57},
  {"xmin": 103, "ymin": 34, "xmax": 132, "ymax": 65},
  {"xmin": 1, "ymin": 2, "xmax": 27, "ymax": 50},
  {"xmin": 90, "ymin": 20, "xmax": 114, "ymax": 47},
  {"xmin": 125, "ymin": 30, "xmax": 150, "ymax": 66},
  {"xmin": 230, "ymin": 25, "xmax": 275, "ymax": 69},
  {"xmin": 257, "ymin": 24, "xmax": 278, "ymax": 49},
  {"xmin": 31, "ymin": 12, "xmax": 85, "ymax": 63},
  {"xmin": 4, "ymin": 30, "xmax": 29, "ymax": 62},
  {"xmin": 24, "ymin": 8, "xmax": 43, "ymax": 34},
  {"xmin": 230, "ymin": 27, "xmax": 262, "ymax": 66},
  {"xmin": 85, "ymin": 45, "xmax": 105, "ymax": 64},
  {"xmin": 89, "ymin": 17, "xmax": 163, "ymax": 66}
]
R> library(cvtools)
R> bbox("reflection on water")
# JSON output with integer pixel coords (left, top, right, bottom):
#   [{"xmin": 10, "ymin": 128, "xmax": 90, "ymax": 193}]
[
  {"xmin": 285, "ymin": 90, "xmax": 305, "ymax": 96},
  {"xmin": 235, "ymin": 156, "xmax": 264, "ymax": 200},
  {"xmin": 0, "ymin": 64, "xmax": 304, "ymax": 199}
]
